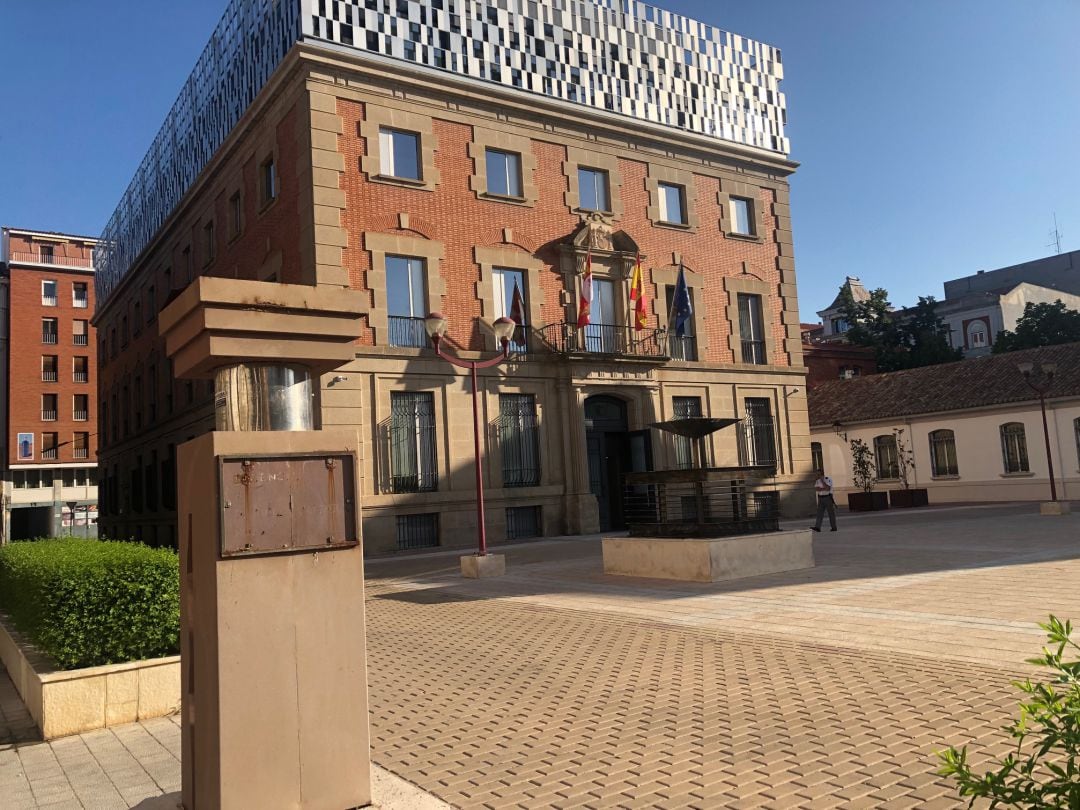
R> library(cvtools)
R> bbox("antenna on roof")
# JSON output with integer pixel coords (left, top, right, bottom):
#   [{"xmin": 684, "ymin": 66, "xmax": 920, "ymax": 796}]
[{"xmin": 1048, "ymin": 213, "xmax": 1064, "ymax": 255}]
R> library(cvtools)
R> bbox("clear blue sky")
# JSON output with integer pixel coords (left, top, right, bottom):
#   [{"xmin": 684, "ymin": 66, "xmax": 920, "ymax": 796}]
[{"xmin": 1, "ymin": 1, "xmax": 1077, "ymax": 318}]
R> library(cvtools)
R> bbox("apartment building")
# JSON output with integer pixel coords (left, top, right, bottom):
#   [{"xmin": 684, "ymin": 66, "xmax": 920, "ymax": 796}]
[
  {"xmin": 93, "ymin": 0, "xmax": 813, "ymax": 553},
  {"xmin": 0, "ymin": 228, "xmax": 98, "ymax": 540}
]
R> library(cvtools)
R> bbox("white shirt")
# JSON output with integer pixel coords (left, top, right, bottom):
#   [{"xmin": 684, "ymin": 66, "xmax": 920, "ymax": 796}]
[{"xmin": 815, "ymin": 476, "xmax": 833, "ymax": 496}]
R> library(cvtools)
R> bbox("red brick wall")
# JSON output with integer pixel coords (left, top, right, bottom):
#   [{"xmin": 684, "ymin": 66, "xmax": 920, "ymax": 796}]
[
  {"xmin": 803, "ymin": 343, "xmax": 877, "ymax": 390},
  {"xmin": 337, "ymin": 100, "xmax": 789, "ymax": 363},
  {"xmin": 8, "ymin": 255, "xmax": 97, "ymax": 466}
]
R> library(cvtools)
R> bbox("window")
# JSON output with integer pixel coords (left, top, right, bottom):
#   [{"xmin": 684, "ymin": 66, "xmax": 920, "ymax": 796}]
[
  {"xmin": 578, "ymin": 167, "xmax": 610, "ymax": 211},
  {"xmin": 396, "ymin": 513, "xmax": 439, "ymax": 550},
  {"xmin": 203, "ymin": 220, "xmax": 215, "ymax": 263},
  {"xmin": 966, "ymin": 320, "xmax": 988, "ymax": 349},
  {"xmin": 741, "ymin": 398, "xmax": 776, "ymax": 467},
  {"xmin": 386, "ymin": 256, "xmax": 427, "ymax": 347},
  {"xmin": 839, "ymin": 366, "xmax": 861, "ymax": 379},
  {"xmin": 42, "ymin": 432, "xmax": 58, "ymax": 460},
  {"xmin": 41, "ymin": 280, "xmax": 58, "ymax": 306},
  {"xmin": 665, "ymin": 285, "xmax": 698, "ymax": 360},
  {"xmin": 39, "ymin": 244, "xmax": 54, "ymax": 264},
  {"xmin": 831, "ymin": 318, "xmax": 849, "ymax": 334},
  {"xmin": 121, "ymin": 316, "xmax": 129, "ymax": 346},
  {"xmin": 229, "ymin": 192, "xmax": 242, "ymax": 237},
  {"xmin": 506, "ymin": 506, "xmax": 542, "ymax": 540},
  {"xmin": 72, "ymin": 282, "xmax": 88, "ymax": 308},
  {"xmin": 42, "ymin": 355, "xmax": 58, "ymax": 382},
  {"xmin": 874, "ymin": 434, "xmax": 900, "ymax": 480},
  {"xmin": 73, "ymin": 319, "xmax": 88, "ymax": 346},
  {"xmin": 730, "ymin": 197, "xmax": 754, "ymax": 236},
  {"xmin": 261, "ymin": 157, "xmax": 277, "ymax": 204},
  {"xmin": 673, "ymin": 397, "xmax": 703, "ymax": 469},
  {"xmin": 145, "ymin": 285, "xmax": 156, "ymax": 321},
  {"xmin": 811, "ymin": 441, "xmax": 824, "ymax": 472},
  {"xmin": 74, "ymin": 394, "xmax": 88, "ymax": 421},
  {"xmin": 182, "ymin": 247, "xmax": 192, "ymax": 284},
  {"xmin": 1000, "ymin": 423, "xmax": 1030, "ymax": 473},
  {"xmin": 492, "ymin": 267, "xmax": 527, "ymax": 352},
  {"xmin": 738, "ymin": 293, "xmax": 766, "ymax": 364},
  {"xmin": 499, "ymin": 394, "xmax": 540, "ymax": 487},
  {"xmin": 584, "ymin": 279, "xmax": 617, "ymax": 352},
  {"xmin": 42, "ymin": 318, "xmax": 58, "ymax": 344},
  {"xmin": 929, "ymin": 429, "xmax": 959, "ymax": 477},
  {"xmin": 42, "ymin": 394, "xmax": 58, "ymax": 421},
  {"xmin": 485, "ymin": 149, "xmax": 522, "ymax": 198},
  {"xmin": 378, "ymin": 128, "xmax": 422, "ymax": 180},
  {"xmin": 73, "ymin": 356, "xmax": 88, "ymax": 383},
  {"xmin": 390, "ymin": 392, "xmax": 437, "ymax": 492},
  {"xmin": 134, "ymin": 302, "xmax": 142, "ymax": 333},
  {"xmin": 658, "ymin": 182, "xmax": 687, "ymax": 225}
]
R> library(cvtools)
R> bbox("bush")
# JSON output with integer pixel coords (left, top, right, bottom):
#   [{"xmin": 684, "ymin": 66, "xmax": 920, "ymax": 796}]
[
  {"xmin": 0, "ymin": 539, "xmax": 179, "ymax": 670},
  {"xmin": 938, "ymin": 615, "xmax": 1080, "ymax": 808}
]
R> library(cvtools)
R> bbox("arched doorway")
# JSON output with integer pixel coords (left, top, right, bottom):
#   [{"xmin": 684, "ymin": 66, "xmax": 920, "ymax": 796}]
[{"xmin": 584, "ymin": 395, "xmax": 651, "ymax": 531}]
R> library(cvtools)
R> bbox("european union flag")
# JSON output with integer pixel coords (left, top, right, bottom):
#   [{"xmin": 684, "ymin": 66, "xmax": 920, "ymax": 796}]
[{"xmin": 671, "ymin": 265, "xmax": 693, "ymax": 337}]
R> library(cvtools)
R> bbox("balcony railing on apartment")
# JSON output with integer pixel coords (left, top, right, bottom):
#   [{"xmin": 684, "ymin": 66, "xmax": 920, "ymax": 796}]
[
  {"xmin": 73, "ymin": 448, "xmax": 89, "ymax": 459},
  {"xmin": 74, "ymin": 410, "xmax": 89, "ymax": 421},
  {"xmin": 73, "ymin": 296, "xmax": 89, "ymax": 309},
  {"xmin": 41, "ymin": 295, "xmax": 58, "ymax": 307},
  {"xmin": 42, "ymin": 331, "xmax": 58, "ymax": 345},
  {"xmin": 668, "ymin": 335, "xmax": 698, "ymax": 361},
  {"xmin": 73, "ymin": 371, "xmax": 88, "ymax": 383},
  {"xmin": 41, "ymin": 447, "xmax": 58, "ymax": 460},
  {"xmin": 536, "ymin": 322, "xmax": 669, "ymax": 359},
  {"xmin": 41, "ymin": 410, "xmax": 57, "ymax": 421},
  {"xmin": 42, "ymin": 370, "xmax": 58, "ymax": 382},
  {"xmin": 73, "ymin": 334, "xmax": 88, "ymax": 346},
  {"xmin": 10, "ymin": 251, "xmax": 94, "ymax": 270},
  {"xmin": 387, "ymin": 316, "xmax": 429, "ymax": 348}
]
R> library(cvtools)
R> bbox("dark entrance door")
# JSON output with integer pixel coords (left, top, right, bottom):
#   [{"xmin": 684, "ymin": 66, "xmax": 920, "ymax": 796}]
[{"xmin": 585, "ymin": 396, "xmax": 648, "ymax": 531}]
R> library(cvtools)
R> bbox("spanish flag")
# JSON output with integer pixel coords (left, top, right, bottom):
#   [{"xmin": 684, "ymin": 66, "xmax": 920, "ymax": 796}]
[{"xmin": 630, "ymin": 253, "xmax": 647, "ymax": 331}]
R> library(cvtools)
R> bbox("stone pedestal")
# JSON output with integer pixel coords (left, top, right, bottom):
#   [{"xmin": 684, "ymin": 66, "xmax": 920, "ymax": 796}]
[
  {"xmin": 1041, "ymin": 501, "xmax": 1072, "ymax": 515},
  {"xmin": 602, "ymin": 530, "xmax": 814, "ymax": 583},
  {"xmin": 461, "ymin": 553, "xmax": 506, "ymax": 578}
]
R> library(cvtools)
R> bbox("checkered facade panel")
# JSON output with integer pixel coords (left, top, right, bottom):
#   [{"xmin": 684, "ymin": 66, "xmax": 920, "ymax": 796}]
[{"xmin": 96, "ymin": 0, "xmax": 788, "ymax": 306}]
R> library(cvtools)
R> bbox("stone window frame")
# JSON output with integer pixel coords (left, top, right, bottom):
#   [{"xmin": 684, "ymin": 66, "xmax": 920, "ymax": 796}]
[
  {"xmin": 718, "ymin": 178, "xmax": 766, "ymax": 242},
  {"xmin": 563, "ymin": 147, "xmax": 624, "ymax": 220},
  {"xmin": 653, "ymin": 258, "xmax": 710, "ymax": 361},
  {"xmin": 646, "ymin": 165, "xmax": 699, "ymax": 232},
  {"xmin": 372, "ymin": 374, "xmax": 450, "ymax": 496},
  {"xmin": 364, "ymin": 231, "xmax": 447, "ymax": 348},
  {"xmin": 724, "ymin": 273, "xmax": 778, "ymax": 367},
  {"xmin": 483, "ymin": 379, "xmax": 549, "ymax": 490},
  {"xmin": 474, "ymin": 245, "xmax": 544, "ymax": 351},
  {"xmin": 359, "ymin": 106, "xmax": 440, "ymax": 192},
  {"xmin": 468, "ymin": 127, "xmax": 539, "ymax": 207}
]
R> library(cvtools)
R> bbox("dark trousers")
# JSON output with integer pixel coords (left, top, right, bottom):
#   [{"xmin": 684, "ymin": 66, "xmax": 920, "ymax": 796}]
[{"xmin": 815, "ymin": 494, "xmax": 837, "ymax": 530}]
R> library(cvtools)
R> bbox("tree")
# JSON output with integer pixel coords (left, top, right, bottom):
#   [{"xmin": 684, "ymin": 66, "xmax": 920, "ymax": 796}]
[
  {"xmin": 992, "ymin": 300, "xmax": 1080, "ymax": 354},
  {"xmin": 839, "ymin": 287, "xmax": 960, "ymax": 372}
]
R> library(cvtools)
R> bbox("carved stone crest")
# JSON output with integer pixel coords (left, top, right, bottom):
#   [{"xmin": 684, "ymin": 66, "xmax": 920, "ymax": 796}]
[{"xmin": 580, "ymin": 212, "xmax": 615, "ymax": 252}]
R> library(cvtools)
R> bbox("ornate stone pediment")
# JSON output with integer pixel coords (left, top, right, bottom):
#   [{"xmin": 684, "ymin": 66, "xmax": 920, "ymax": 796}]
[{"xmin": 568, "ymin": 213, "xmax": 640, "ymax": 256}]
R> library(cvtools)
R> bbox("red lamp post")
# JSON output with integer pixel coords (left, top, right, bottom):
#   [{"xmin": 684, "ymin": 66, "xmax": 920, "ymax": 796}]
[
  {"xmin": 424, "ymin": 312, "xmax": 516, "ymax": 557},
  {"xmin": 1018, "ymin": 360, "xmax": 1059, "ymax": 503}
]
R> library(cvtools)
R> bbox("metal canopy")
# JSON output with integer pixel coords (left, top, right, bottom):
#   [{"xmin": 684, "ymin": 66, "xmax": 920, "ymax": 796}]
[{"xmin": 647, "ymin": 416, "xmax": 741, "ymax": 439}]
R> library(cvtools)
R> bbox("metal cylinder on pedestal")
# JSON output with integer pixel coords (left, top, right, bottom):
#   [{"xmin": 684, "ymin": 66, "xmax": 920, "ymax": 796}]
[{"xmin": 213, "ymin": 363, "xmax": 313, "ymax": 431}]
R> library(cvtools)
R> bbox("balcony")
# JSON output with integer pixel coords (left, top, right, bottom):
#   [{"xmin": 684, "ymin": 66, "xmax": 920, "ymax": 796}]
[
  {"xmin": 10, "ymin": 251, "xmax": 93, "ymax": 270},
  {"xmin": 42, "ymin": 370, "xmax": 58, "ymax": 382},
  {"xmin": 73, "ymin": 448, "xmax": 89, "ymax": 460},
  {"xmin": 74, "ymin": 410, "xmax": 89, "ymax": 422},
  {"xmin": 41, "ymin": 410, "xmax": 57, "ymax": 421},
  {"xmin": 73, "ymin": 371, "xmax": 88, "ymax": 383},
  {"xmin": 73, "ymin": 334, "xmax": 88, "ymax": 346},
  {"xmin": 42, "ymin": 295, "xmax": 58, "ymax": 307},
  {"xmin": 42, "ymin": 332, "xmax": 58, "ymax": 345},
  {"xmin": 387, "ymin": 316, "xmax": 428, "ymax": 348},
  {"xmin": 668, "ymin": 335, "xmax": 698, "ymax": 361},
  {"xmin": 536, "ymin": 322, "xmax": 669, "ymax": 360},
  {"xmin": 42, "ymin": 447, "xmax": 58, "ymax": 460}
]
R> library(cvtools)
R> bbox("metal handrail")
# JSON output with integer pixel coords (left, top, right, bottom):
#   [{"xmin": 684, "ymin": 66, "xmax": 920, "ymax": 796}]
[
  {"xmin": 10, "ymin": 251, "xmax": 93, "ymax": 269},
  {"xmin": 536, "ymin": 322, "xmax": 669, "ymax": 358}
]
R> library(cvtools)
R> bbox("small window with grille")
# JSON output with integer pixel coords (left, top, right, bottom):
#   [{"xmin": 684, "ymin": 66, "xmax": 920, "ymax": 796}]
[
  {"xmin": 506, "ymin": 505, "xmax": 541, "ymax": 540},
  {"xmin": 396, "ymin": 513, "xmax": 439, "ymax": 551}
]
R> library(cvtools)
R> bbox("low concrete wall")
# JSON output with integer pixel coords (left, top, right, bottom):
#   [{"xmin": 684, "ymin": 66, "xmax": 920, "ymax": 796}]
[
  {"xmin": 602, "ymin": 530, "xmax": 815, "ymax": 583},
  {"xmin": 0, "ymin": 614, "xmax": 179, "ymax": 739}
]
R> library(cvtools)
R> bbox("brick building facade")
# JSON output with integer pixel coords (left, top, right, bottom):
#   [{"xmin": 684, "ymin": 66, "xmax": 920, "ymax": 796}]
[
  {"xmin": 0, "ymin": 228, "xmax": 98, "ymax": 540},
  {"xmin": 93, "ymin": 0, "xmax": 814, "ymax": 552}
]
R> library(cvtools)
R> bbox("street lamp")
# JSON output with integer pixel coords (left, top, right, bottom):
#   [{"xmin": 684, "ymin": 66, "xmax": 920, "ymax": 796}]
[
  {"xmin": 1018, "ymin": 361, "xmax": 1059, "ymax": 504},
  {"xmin": 425, "ymin": 312, "xmax": 516, "ymax": 559}
]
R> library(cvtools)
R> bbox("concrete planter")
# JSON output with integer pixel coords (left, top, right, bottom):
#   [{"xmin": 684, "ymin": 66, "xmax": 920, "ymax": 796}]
[
  {"xmin": 0, "ymin": 614, "xmax": 179, "ymax": 739},
  {"xmin": 889, "ymin": 488, "xmax": 929, "ymax": 508},
  {"xmin": 847, "ymin": 492, "xmax": 890, "ymax": 512}
]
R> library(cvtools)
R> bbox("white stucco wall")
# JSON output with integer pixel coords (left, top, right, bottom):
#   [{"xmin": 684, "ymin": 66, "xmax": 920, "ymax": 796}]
[{"xmin": 811, "ymin": 398, "xmax": 1080, "ymax": 504}]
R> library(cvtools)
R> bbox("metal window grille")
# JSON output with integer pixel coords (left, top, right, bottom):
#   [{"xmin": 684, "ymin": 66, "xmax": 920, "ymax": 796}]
[
  {"xmin": 738, "ymin": 293, "xmax": 766, "ymax": 364},
  {"xmin": 1001, "ymin": 423, "xmax": 1029, "ymax": 473},
  {"xmin": 740, "ymin": 398, "xmax": 777, "ymax": 467},
  {"xmin": 672, "ymin": 396, "xmax": 703, "ymax": 470},
  {"xmin": 396, "ymin": 513, "xmax": 439, "ymax": 550},
  {"xmin": 873, "ymin": 435, "xmax": 900, "ymax": 479},
  {"xmin": 387, "ymin": 316, "xmax": 428, "ymax": 348},
  {"xmin": 506, "ymin": 505, "xmax": 541, "ymax": 540},
  {"xmin": 668, "ymin": 335, "xmax": 698, "ymax": 361},
  {"xmin": 499, "ymin": 394, "xmax": 540, "ymax": 487},
  {"xmin": 929, "ymin": 430, "xmax": 959, "ymax": 477},
  {"xmin": 390, "ymin": 392, "xmax": 438, "ymax": 493}
]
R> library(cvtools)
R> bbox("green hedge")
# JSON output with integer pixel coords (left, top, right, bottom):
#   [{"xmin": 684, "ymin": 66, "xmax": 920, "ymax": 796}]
[{"xmin": 0, "ymin": 539, "xmax": 179, "ymax": 670}]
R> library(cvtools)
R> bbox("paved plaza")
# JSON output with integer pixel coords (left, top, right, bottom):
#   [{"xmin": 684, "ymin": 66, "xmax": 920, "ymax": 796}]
[{"xmin": 2, "ymin": 502, "xmax": 1078, "ymax": 808}]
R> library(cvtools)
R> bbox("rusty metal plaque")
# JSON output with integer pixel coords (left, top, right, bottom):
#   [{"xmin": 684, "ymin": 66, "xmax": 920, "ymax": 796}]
[{"xmin": 218, "ymin": 453, "xmax": 358, "ymax": 557}]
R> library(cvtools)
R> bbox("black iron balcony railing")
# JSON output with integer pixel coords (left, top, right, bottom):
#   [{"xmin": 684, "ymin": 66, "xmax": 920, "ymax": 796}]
[
  {"xmin": 668, "ymin": 334, "xmax": 698, "ymax": 361},
  {"xmin": 536, "ymin": 322, "xmax": 669, "ymax": 359},
  {"xmin": 387, "ymin": 315, "xmax": 428, "ymax": 348}
]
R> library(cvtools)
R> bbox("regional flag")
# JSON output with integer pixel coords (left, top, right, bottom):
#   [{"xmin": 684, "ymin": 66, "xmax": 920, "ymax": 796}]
[
  {"xmin": 509, "ymin": 280, "xmax": 526, "ymax": 325},
  {"xmin": 576, "ymin": 249, "xmax": 593, "ymax": 328},
  {"xmin": 631, "ymin": 253, "xmax": 648, "ymax": 332}
]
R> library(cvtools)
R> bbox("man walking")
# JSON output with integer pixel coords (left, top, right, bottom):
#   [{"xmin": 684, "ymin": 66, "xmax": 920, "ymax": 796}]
[{"xmin": 812, "ymin": 468, "xmax": 837, "ymax": 532}]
